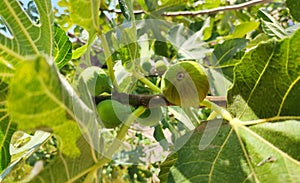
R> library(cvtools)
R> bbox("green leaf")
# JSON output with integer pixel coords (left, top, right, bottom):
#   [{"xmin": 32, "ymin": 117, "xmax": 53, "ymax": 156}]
[
  {"xmin": 161, "ymin": 119, "xmax": 300, "ymax": 183},
  {"xmin": 250, "ymin": 120, "xmax": 300, "ymax": 161},
  {"xmin": 228, "ymin": 29, "xmax": 300, "ymax": 120},
  {"xmin": 31, "ymin": 136, "xmax": 100, "ymax": 183},
  {"xmin": 69, "ymin": 0, "xmax": 100, "ymax": 41},
  {"xmin": 231, "ymin": 22, "xmax": 260, "ymax": 38},
  {"xmin": 119, "ymin": 0, "xmax": 131, "ymax": 21},
  {"xmin": 234, "ymin": 122, "xmax": 300, "ymax": 182},
  {"xmin": 6, "ymin": 55, "xmax": 100, "ymax": 158},
  {"xmin": 158, "ymin": 153, "xmax": 178, "ymax": 183},
  {"xmin": 0, "ymin": 113, "xmax": 16, "ymax": 171},
  {"xmin": 7, "ymin": 56, "xmax": 67, "ymax": 129},
  {"xmin": 163, "ymin": 120, "xmax": 253, "ymax": 183},
  {"xmin": 210, "ymin": 38, "xmax": 247, "ymax": 82},
  {"xmin": 0, "ymin": 0, "xmax": 53, "ymax": 62},
  {"xmin": 286, "ymin": 0, "xmax": 300, "ymax": 22},
  {"xmin": 72, "ymin": 45, "xmax": 88, "ymax": 59},
  {"xmin": 53, "ymin": 24, "xmax": 72, "ymax": 69},
  {"xmin": 0, "ymin": 130, "xmax": 50, "ymax": 182},
  {"xmin": 258, "ymin": 9, "xmax": 287, "ymax": 39},
  {"xmin": 167, "ymin": 22, "xmax": 210, "ymax": 59}
]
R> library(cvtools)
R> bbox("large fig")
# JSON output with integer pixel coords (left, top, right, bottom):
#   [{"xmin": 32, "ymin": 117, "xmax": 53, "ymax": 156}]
[
  {"xmin": 161, "ymin": 61, "xmax": 209, "ymax": 107},
  {"xmin": 96, "ymin": 99, "xmax": 131, "ymax": 128}
]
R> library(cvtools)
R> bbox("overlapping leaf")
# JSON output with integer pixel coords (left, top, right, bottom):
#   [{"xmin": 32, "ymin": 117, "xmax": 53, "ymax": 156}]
[
  {"xmin": 160, "ymin": 119, "xmax": 300, "ymax": 183},
  {"xmin": 159, "ymin": 120, "xmax": 253, "ymax": 183},
  {"xmin": 228, "ymin": 29, "xmax": 300, "ymax": 120},
  {"xmin": 31, "ymin": 136, "xmax": 99, "ymax": 183},
  {"xmin": 6, "ymin": 55, "xmax": 100, "ymax": 157},
  {"xmin": 0, "ymin": 112, "xmax": 16, "ymax": 172},
  {"xmin": 0, "ymin": 0, "xmax": 53, "ymax": 59},
  {"xmin": 54, "ymin": 24, "xmax": 72, "ymax": 69}
]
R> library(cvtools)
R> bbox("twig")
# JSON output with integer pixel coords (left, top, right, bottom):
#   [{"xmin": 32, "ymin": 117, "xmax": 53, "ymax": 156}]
[
  {"xmin": 163, "ymin": 0, "xmax": 271, "ymax": 16},
  {"xmin": 67, "ymin": 32, "xmax": 103, "ymax": 52},
  {"xmin": 94, "ymin": 93, "xmax": 226, "ymax": 108},
  {"xmin": 101, "ymin": 0, "xmax": 271, "ymax": 17},
  {"xmin": 104, "ymin": 9, "xmax": 145, "ymax": 15}
]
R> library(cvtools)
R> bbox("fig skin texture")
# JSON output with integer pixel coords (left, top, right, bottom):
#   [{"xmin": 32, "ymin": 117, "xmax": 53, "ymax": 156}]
[
  {"xmin": 155, "ymin": 60, "xmax": 167, "ymax": 75},
  {"xmin": 142, "ymin": 61, "xmax": 152, "ymax": 73},
  {"xmin": 161, "ymin": 61, "xmax": 209, "ymax": 107},
  {"xmin": 96, "ymin": 100, "xmax": 131, "ymax": 128},
  {"xmin": 79, "ymin": 66, "xmax": 111, "ymax": 96},
  {"xmin": 136, "ymin": 107, "xmax": 163, "ymax": 126}
]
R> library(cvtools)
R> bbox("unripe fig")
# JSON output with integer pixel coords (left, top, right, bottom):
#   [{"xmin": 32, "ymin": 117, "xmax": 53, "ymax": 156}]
[
  {"xmin": 161, "ymin": 61, "xmax": 209, "ymax": 107},
  {"xmin": 142, "ymin": 61, "xmax": 152, "ymax": 73},
  {"xmin": 96, "ymin": 100, "xmax": 131, "ymax": 128},
  {"xmin": 79, "ymin": 66, "xmax": 111, "ymax": 96},
  {"xmin": 137, "ymin": 107, "xmax": 163, "ymax": 126},
  {"xmin": 155, "ymin": 60, "xmax": 167, "ymax": 75}
]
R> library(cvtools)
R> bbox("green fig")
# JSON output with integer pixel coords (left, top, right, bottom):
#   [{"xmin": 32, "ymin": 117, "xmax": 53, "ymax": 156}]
[
  {"xmin": 142, "ymin": 61, "xmax": 152, "ymax": 73},
  {"xmin": 155, "ymin": 60, "xmax": 167, "ymax": 75},
  {"xmin": 79, "ymin": 66, "xmax": 111, "ymax": 96},
  {"xmin": 96, "ymin": 100, "xmax": 131, "ymax": 128},
  {"xmin": 161, "ymin": 61, "xmax": 209, "ymax": 107}
]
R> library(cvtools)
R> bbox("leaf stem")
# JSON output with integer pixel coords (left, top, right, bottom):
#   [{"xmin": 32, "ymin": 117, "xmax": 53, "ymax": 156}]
[
  {"xmin": 132, "ymin": 72, "xmax": 161, "ymax": 93},
  {"xmin": 105, "ymin": 106, "xmax": 146, "ymax": 156},
  {"xmin": 207, "ymin": 111, "xmax": 218, "ymax": 120},
  {"xmin": 163, "ymin": 0, "xmax": 271, "ymax": 16},
  {"xmin": 98, "ymin": 33, "xmax": 120, "ymax": 92},
  {"xmin": 238, "ymin": 116, "xmax": 300, "ymax": 126},
  {"xmin": 200, "ymin": 99, "xmax": 232, "ymax": 121}
]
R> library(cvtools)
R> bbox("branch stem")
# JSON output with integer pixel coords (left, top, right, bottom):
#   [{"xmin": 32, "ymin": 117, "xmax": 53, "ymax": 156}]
[
  {"xmin": 163, "ymin": 0, "xmax": 271, "ymax": 16},
  {"xmin": 98, "ymin": 33, "xmax": 120, "ymax": 92},
  {"xmin": 200, "ymin": 99, "xmax": 232, "ymax": 121},
  {"xmin": 132, "ymin": 72, "xmax": 162, "ymax": 93}
]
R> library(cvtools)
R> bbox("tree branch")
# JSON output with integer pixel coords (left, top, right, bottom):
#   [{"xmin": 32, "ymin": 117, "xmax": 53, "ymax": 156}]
[
  {"xmin": 102, "ymin": 0, "xmax": 271, "ymax": 17},
  {"xmin": 94, "ymin": 93, "xmax": 226, "ymax": 108},
  {"xmin": 163, "ymin": 0, "xmax": 271, "ymax": 16}
]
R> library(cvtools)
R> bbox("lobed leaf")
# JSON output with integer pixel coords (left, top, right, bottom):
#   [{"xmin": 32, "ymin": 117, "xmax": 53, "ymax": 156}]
[
  {"xmin": 161, "ymin": 119, "xmax": 300, "ymax": 183},
  {"xmin": 161, "ymin": 120, "xmax": 253, "ymax": 183},
  {"xmin": 228, "ymin": 29, "xmax": 300, "ymax": 120}
]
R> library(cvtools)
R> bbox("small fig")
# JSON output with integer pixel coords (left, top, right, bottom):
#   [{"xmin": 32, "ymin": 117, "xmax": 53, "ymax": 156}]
[
  {"xmin": 155, "ymin": 60, "xmax": 167, "ymax": 75},
  {"xmin": 161, "ymin": 61, "xmax": 209, "ymax": 107},
  {"xmin": 137, "ymin": 107, "xmax": 163, "ymax": 126},
  {"xmin": 142, "ymin": 61, "xmax": 152, "ymax": 73},
  {"xmin": 79, "ymin": 66, "xmax": 111, "ymax": 96},
  {"xmin": 96, "ymin": 100, "xmax": 131, "ymax": 128}
]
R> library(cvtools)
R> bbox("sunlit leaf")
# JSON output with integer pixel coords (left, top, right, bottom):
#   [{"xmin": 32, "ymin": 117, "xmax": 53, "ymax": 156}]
[
  {"xmin": 162, "ymin": 120, "xmax": 253, "ymax": 183},
  {"xmin": 6, "ymin": 55, "xmax": 99, "ymax": 158},
  {"xmin": 69, "ymin": 0, "xmax": 100, "ymax": 42},
  {"xmin": 228, "ymin": 29, "xmax": 300, "ymax": 120},
  {"xmin": 234, "ymin": 122, "xmax": 300, "ymax": 182},
  {"xmin": 231, "ymin": 22, "xmax": 260, "ymax": 38},
  {"xmin": 0, "ymin": 130, "xmax": 50, "ymax": 182},
  {"xmin": 53, "ymin": 24, "xmax": 72, "ymax": 69}
]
